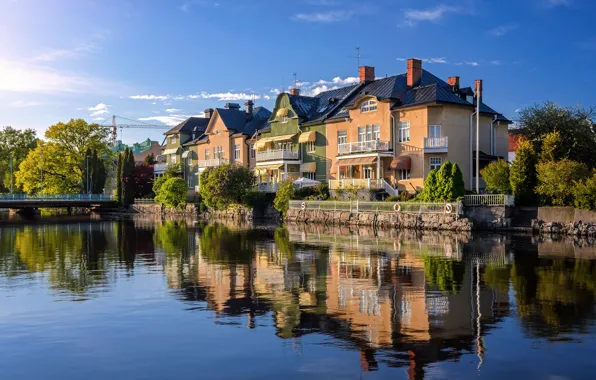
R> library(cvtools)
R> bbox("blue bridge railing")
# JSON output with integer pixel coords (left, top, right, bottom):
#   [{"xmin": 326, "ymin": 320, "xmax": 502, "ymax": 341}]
[{"xmin": 0, "ymin": 194, "xmax": 114, "ymax": 201}]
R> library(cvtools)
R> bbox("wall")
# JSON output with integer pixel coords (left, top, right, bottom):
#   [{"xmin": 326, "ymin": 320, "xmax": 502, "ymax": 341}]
[
  {"xmin": 537, "ymin": 207, "xmax": 575, "ymax": 223},
  {"xmin": 300, "ymin": 123, "xmax": 328, "ymax": 181},
  {"xmin": 464, "ymin": 206, "xmax": 512, "ymax": 229}
]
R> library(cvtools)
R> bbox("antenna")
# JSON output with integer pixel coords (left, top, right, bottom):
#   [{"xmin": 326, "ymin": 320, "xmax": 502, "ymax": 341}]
[
  {"xmin": 293, "ymin": 72, "xmax": 298, "ymax": 88},
  {"xmin": 356, "ymin": 46, "xmax": 361, "ymax": 69}
]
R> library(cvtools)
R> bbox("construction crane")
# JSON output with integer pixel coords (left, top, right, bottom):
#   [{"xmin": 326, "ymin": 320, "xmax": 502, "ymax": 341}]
[{"xmin": 99, "ymin": 115, "xmax": 172, "ymax": 146}]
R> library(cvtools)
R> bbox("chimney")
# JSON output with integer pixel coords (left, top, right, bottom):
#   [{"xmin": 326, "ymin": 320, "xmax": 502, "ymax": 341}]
[
  {"xmin": 245, "ymin": 100, "xmax": 254, "ymax": 120},
  {"xmin": 359, "ymin": 66, "xmax": 375, "ymax": 83},
  {"xmin": 474, "ymin": 79, "xmax": 483, "ymax": 98},
  {"xmin": 289, "ymin": 88, "xmax": 301, "ymax": 96},
  {"xmin": 225, "ymin": 103, "xmax": 241, "ymax": 110},
  {"xmin": 407, "ymin": 58, "xmax": 422, "ymax": 87},
  {"xmin": 448, "ymin": 76, "xmax": 460, "ymax": 91},
  {"xmin": 204, "ymin": 108, "xmax": 214, "ymax": 119}
]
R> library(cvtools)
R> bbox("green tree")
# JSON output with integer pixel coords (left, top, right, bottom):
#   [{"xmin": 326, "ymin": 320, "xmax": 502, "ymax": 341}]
[
  {"xmin": 116, "ymin": 152, "xmax": 123, "ymax": 202},
  {"xmin": 573, "ymin": 172, "xmax": 596, "ymax": 210},
  {"xmin": 155, "ymin": 177, "xmax": 187, "ymax": 209},
  {"xmin": 199, "ymin": 164, "xmax": 255, "ymax": 210},
  {"xmin": 536, "ymin": 159, "xmax": 588, "ymax": 206},
  {"xmin": 539, "ymin": 130, "xmax": 561, "ymax": 163},
  {"xmin": 435, "ymin": 161, "xmax": 453, "ymax": 201},
  {"xmin": 416, "ymin": 169, "xmax": 438, "ymax": 202},
  {"xmin": 514, "ymin": 102, "xmax": 596, "ymax": 167},
  {"xmin": 480, "ymin": 159, "xmax": 512, "ymax": 194},
  {"xmin": 122, "ymin": 148, "xmax": 136, "ymax": 206},
  {"xmin": 0, "ymin": 126, "xmax": 37, "ymax": 193},
  {"xmin": 510, "ymin": 138, "xmax": 537, "ymax": 205},
  {"xmin": 15, "ymin": 119, "xmax": 110, "ymax": 194},
  {"xmin": 450, "ymin": 163, "xmax": 465, "ymax": 200},
  {"xmin": 274, "ymin": 180, "xmax": 296, "ymax": 216},
  {"xmin": 423, "ymin": 256, "xmax": 465, "ymax": 294},
  {"xmin": 84, "ymin": 149, "xmax": 107, "ymax": 194},
  {"xmin": 144, "ymin": 153, "xmax": 156, "ymax": 165}
]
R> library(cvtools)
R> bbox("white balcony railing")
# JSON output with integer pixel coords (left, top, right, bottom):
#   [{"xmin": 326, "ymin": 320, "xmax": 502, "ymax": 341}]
[
  {"xmin": 256, "ymin": 150, "xmax": 299, "ymax": 162},
  {"xmin": 154, "ymin": 163, "xmax": 167, "ymax": 173},
  {"xmin": 423, "ymin": 136, "xmax": 448, "ymax": 151},
  {"xmin": 328, "ymin": 179, "xmax": 383, "ymax": 190},
  {"xmin": 198, "ymin": 158, "xmax": 229, "ymax": 168},
  {"xmin": 337, "ymin": 140, "xmax": 390, "ymax": 155},
  {"xmin": 257, "ymin": 183, "xmax": 279, "ymax": 193}
]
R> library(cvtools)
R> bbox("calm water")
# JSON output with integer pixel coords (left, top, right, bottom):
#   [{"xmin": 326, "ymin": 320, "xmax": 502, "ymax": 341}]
[{"xmin": 1, "ymin": 216, "xmax": 596, "ymax": 379}]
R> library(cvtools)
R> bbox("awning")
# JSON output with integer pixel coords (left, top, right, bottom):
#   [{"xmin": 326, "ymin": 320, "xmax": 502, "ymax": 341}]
[
  {"xmin": 390, "ymin": 155, "xmax": 411, "ymax": 170},
  {"xmin": 276, "ymin": 108, "xmax": 289, "ymax": 118},
  {"xmin": 256, "ymin": 164, "xmax": 284, "ymax": 172},
  {"xmin": 336, "ymin": 156, "xmax": 377, "ymax": 166},
  {"xmin": 162, "ymin": 148, "xmax": 180, "ymax": 155},
  {"xmin": 254, "ymin": 133, "xmax": 297, "ymax": 150},
  {"xmin": 300, "ymin": 162, "xmax": 316, "ymax": 173},
  {"xmin": 254, "ymin": 140, "xmax": 268, "ymax": 150},
  {"xmin": 181, "ymin": 150, "xmax": 191, "ymax": 158},
  {"xmin": 299, "ymin": 131, "xmax": 317, "ymax": 143}
]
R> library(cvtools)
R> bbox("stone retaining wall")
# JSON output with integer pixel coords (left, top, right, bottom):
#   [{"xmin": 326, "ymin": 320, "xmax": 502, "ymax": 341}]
[
  {"xmin": 286, "ymin": 208, "xmax": 472, "ymax": 231},
  {"xmin": 130, "ymin": 203, "xmax": 198, "ymax": 215},
  {"xmin": 532, "ymin": 219, "xmax": 596, "ymax": 237}
]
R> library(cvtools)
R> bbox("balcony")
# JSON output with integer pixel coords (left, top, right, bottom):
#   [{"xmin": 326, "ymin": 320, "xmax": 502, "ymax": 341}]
[
  {"xmin": 198, "ymin": 158, "xmax": 229, "ymax": 168},
  {"xmin": 256, "ymin": 149, "xmax": 299, "ymax": 162},
  {"xmin": 423, "ymin": 136, "xmax": 448, "ymax": 153},
  {"xmin": 154, "ymin": 163, "xmax": 167, "ymax": 174},
  {"xmin": 338, "ymin": 140, "xmax": 390, "ymax": 155},
  {"xmin": 257, "ymin": 183, "xmax": 279, "ymax": 193}
]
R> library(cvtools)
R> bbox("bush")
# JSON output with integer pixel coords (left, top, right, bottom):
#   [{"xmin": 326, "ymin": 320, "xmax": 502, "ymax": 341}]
[
  {"xmin": 480, "ymin": 159, "xmax": 512, "ymax": 194},
  {"xmin": 450, "ymin": 163, "xmax": 466, "ymax": 200},
  {"xmin": 510, "ymin": 138, "xmax": 537, "ymax": 205},
  {"xmin": 386, "ymin": 191, "xmax": 415, "ymax": 202},
  {"xmin": 573, "ymin": 173, "xmax": 596, "ymax": 210},
  {"xmin": 536, "ymin": 159, "xmax": 589, "ymax": 206},
  {"xmin": 274, "ymin": 180, "xmax": 296, "ymax": 216},
  {"xmin": 415, "ymin": 169, "xmax": 438, "ymax": 202},
  {"xmin": 295, "ymin": 184, "xmax": 329, "ymax": 200},
  {"xmin": 199, "ymin": 164, "xmax": 255, "ymax": 210},
  {"xmin": 154, "ymin": 177, "xmax": 187, "ymax": 209},
  {"xmin": 241, "ymin": 191, "xmax": 268, "ymax": 211},
  {"xmin": 436, "ymin": 161, "xmax": 453, "ymax": 201}
]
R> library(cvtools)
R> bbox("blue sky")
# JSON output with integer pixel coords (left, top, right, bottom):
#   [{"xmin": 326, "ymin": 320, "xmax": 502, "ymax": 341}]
[{"xmin": 1, "ymin": 0, "xmax": 595, "ymax": 144}]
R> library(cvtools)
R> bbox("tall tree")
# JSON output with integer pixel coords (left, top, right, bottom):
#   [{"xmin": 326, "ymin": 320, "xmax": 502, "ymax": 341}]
[
  {"xmin": 510, "ymin": 138, "xmax": 537, "ymax": 205},
  {"xmin": 15, "ymin": 119, "xmax": 110, "ymax": 194},
  {"xmin": 144, "ymin": 153, "xmax": 156, "ymax": 165},
  {"xmin": 124, "ymin": 148, "xmax": 136, "ymax": 206},
  {"xmin": 116, "ymin": 152, "xmax": 123, "ymax": 203},
  {"xmin": 0, "ymin": 126, "xmax": 37, "ymax": 192}
]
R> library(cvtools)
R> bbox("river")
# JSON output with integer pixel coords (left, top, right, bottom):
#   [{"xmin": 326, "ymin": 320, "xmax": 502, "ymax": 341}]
[{"xmin": 1, "ymin": 215, "xmax": 596, "ymax": 379}]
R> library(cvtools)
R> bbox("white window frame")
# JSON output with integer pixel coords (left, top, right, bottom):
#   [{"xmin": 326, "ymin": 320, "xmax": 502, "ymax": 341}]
[
  {"xmin": 337, "ymin": 130, "xmax": 347, "ymax": 147},
  {"xmin": 360, "ymin": 99, "xmax": 378, "ymax": 113},
  {"xmin": 234, "ymin": 144, "xmax": 240, "ymax": 160},
  {"xmin": 306, "ymin": 141, "xmax": 315, "ymax": 153},
  {"xmin": 398, "ymin": 121, "xmax": 410, "ymax": 143},
  {"xmin": 170, "ymin": 136, "xmax": 178, "ymax": 145},
  {"xmin": 373, "ymin": 124, "xmax": 381, "ymax": 141},
  {"xmin": 363, "ymin": 166, "xmax": 373, "ymax": 179},
  {"xmin": 205, "ymin": 149, "xmax": 210, "ymax": 161},
  {"xmin": 430, "ymin": 157, "xmax": 442, "ymax": 171},
  {"xmin": 429, "ymin": 125, "xmax": 442, "ymax": 138},
  {"xmin": 250, "ymin": 144, "xmax": 255, "ymax": 159},
  {"xmin": 171, "ymin": 155, "xmax": 177, "ymax": 164},
  {"xmin": 303, "ymin": 172, "xmax": 316, "ymax": 180},
  {"xmin": 398, "ymin": 169, "xmax": 411, "ymax": 181}
]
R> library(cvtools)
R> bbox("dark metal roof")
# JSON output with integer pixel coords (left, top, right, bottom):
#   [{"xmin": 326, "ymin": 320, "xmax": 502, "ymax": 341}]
[
  {"xmin": 243, "ymin": 107, "xmax": 272, "ymax": 136},
  {"xmin": 164, "ymin": 116, "xmax": 210, "ymax": 135},
  {"xmin": 216, "ymin": 108, "xmax": 248, "ymax": 132},
  {"xmin": 288, "ymin": 95, "xmax": 319, "ymax": 118}
]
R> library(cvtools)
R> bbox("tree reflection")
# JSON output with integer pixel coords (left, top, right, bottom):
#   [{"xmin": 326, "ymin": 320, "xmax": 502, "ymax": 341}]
[{"xmin": 423, "ymin": 256, "xmax": 465, "ymax": 294}]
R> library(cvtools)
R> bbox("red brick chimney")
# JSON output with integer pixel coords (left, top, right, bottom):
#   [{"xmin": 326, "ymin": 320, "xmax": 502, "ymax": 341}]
[
  {"xmin": 289, "ymin": 88, "xmax": 300, "ymax": 96},
  {"xmin": 407, "ymin": 58, "xmax": 422, "ymax": 87},
  {"xmin": 448, "ymin": 76, "xmax": 460, "ymax": 89},
  {"xmin": 475, "ymin": 79, "xmax": 483, "ymax": 97},
  {"xmin": 359, "ymin": 66, "xmax": 375, "ymax": 83}
]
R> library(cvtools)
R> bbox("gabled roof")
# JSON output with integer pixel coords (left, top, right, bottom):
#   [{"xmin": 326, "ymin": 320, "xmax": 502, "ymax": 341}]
[{"xmin": 164, "ymin": 116, "xmax": 210, "ymax": 136}]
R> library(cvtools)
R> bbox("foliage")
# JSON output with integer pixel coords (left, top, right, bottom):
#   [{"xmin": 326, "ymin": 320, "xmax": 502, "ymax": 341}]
[
  {"xmin": 131, "ymin": 164, "xmax": 154, "ymax": 198},
  {"xmin": 423, "ymin": 256, "xmax": 465, "ymax": 294},
  {"xmin": 241, "ymin": 191, "xmax": 268, "ymax": 211},
  {"xmin": 122, "ymin": 148, "xmax": 136, "ymax": 207},
  {"xmin": 435, "ymin": 161, "xmax": 453, "ymax": 201},
  {"xmin": 573, "ymin": 172, "xmax": 596, "ymax": 210},
  {"xmin": 164, "ymin": 163, "xmax": 183, "ymax": 177},
  {"xmin": 415, "ymin": 169, "xmax": 438, "ymax": 202},
  {"xmin": 450, "ymin": 163, "xmax": 466, "ymax": 200},
  {"xmin": 154, "ymin": 177, "xmax": 187, "ymax": 209},
  {"xmin": 16, "ymin": 119, "xmax": 111, "ymax": 194},
  {"xmin": 510, "ymin": 138, "xmax": 538, "ymax": 205},
  {"xmin": 144, "ymin": 153, "xmax": 156, "ymax": 165},
  {"xmin": 514, "ymin": 102, "xmax": 596, "ymax": 167},
  {"xmin": 199, "ymin": 164, "xmax": 255, "ymax": 210},
  {"xmin": 116, "ymin": 152, "xmax": 123, "ymax": 202},
  {"xmin": 273, "ymin": 180, "xmax": 296, "ymax": 216},
  {"xmin": 480, "ymin": 159, "xmax": 512, "ymax": 194},
  {"xmin": 153, "ymin": 221, "xmax": 188, "ymax": 255},
  {"xmin": 385, "ymin": 191, "xmax": 415, "ymax": 202},
  {"xmin": 0, "ymin": 126, "xmax": 37, "ymax": 193},
  {"xmin": 536, "ymin": 159, "xmax": 589, "ymax": 206},
  {"xmin": 539, "ymin": 130, "xmax": 561, "ymax": 163},
  {"xmin": 84, "ymin": 149, "xmax": 107, "ymax": 194},
  {"xmin": 295, "ymin": 184, "xmax": 329, "ymax": 200}
]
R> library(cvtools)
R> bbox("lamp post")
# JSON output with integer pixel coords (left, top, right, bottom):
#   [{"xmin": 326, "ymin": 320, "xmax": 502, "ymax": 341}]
[
  {"xmin": 9, "ymin": 152, "xmax": 13, "ymax": 195},
  {"xmin": 86, "ymin": 154, "xmax": 90, "ymax": 194}
]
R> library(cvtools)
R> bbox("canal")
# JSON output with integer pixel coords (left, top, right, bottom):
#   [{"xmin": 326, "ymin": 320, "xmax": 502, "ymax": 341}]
[{"xmin": 1, "ymin": 216, "xmax": 596, "ymax": 379}]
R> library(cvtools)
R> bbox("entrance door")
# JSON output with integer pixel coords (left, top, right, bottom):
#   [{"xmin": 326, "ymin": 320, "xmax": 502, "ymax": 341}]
[{"xmin": 363, "ymin": 166, "xmax": 373, "ymax": 179}]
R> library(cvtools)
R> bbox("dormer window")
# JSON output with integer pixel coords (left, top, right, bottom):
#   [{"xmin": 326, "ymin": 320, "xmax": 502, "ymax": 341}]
[
  {"xmin": 360, "ymin": 99, "xmax": 377, "ymax": 113},
  {"xmin": 281, "ymin": 115, "xmax": 288, "ymax": 123}
]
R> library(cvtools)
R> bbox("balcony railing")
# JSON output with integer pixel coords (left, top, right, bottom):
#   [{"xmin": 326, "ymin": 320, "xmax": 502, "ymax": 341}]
[
  {"xmin": 257, "ymin": 183, "xmax": 279, "ymax": 193},
  {"xmin": 423, "ymin": 136, "xmax": 448, "ymax": 152},
  {"xmin": 154, "ymin": 163, "xmax": 167, "ymax": 173},
  {"xmin": 198, "ymin": 158, "xmax": 229, "ymax": 168},
  {"xmin": 256, "ymin": 150, "xmax": 299, "ymax": 162},
  {"xmin": 328, "ymin": 178, "xmax": 383, "ymax": 190},
  {"xmin": 337, "ymin": 140, "xmax": 390, "ymax": 155}
]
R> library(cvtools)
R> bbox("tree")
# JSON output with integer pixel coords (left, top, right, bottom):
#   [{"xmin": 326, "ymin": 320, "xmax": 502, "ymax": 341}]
[
  {"xmin": 450, "ymin": 163, "xmax": 465, "ymax": 200},
  {"xmin": 131, "ymin": 164, "xmax": 155, "ymax": 198},
  {"xmin": 510, "ymin": 138, "xmax": 537, "ymax": 205},
  {"xmin": 116, "ymin": 152, "xmax": 123, "ymax": 202},
  {"xmin": 435, "ymin": 161, "xmax": 453, "ymax": 201},
  {"xmin": 480, "ymin": 159, "xmax": 512, "ymax": 194},
  {"xmin": 416, "ymin": 169, "xmax": 438, "ymax": 202},
  {"xmin": 155, "ymin": 177, "xmax": 187, "ymax": 209},
  {"xmin": 144, "ymin": 153, "xmax": 156, "ymax": 165},
  {"xmin": 199, "ymin": 164, "xmax": 255, "ymax": 210},
  {"xmin": 536, "ymin": 159, "xmax": 589, "ymax": 206},
  {"xmin": 121, "ymin": 148, "xmax": 136, "ymax": 207},
  {"xmin": 15, "ymin": 119, "xmax": 110, "ymax": 194},
  {"xmin": 514, "ymin": 102, "xmax": 596, "ymax": 167},
  {"xmin": 573, "ymin": 172, "xmax": 596, "ymax": 210},
  {"xmin": 274, "ymin": 180, "xmax": 296, "ymax": 216},
  {"xmin": 84, "ymin": 149, "xmax": 107, "ymax": 194},
  {"xmin": 539, "ymin": 130, "xmax": 561, "ymax": 163},
  {"xmin": 0, "ymin": 126, "xmax": 37, "ymax": 193}
]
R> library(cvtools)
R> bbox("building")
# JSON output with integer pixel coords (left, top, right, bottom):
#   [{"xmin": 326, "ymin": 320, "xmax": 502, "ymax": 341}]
[
  {"xmin": 111, "ymin": 138, "xmax": 162, "ymax": 163},
  {"xmin": 256, "ymin": 58, "xmax": 510, "ymax": 195}
]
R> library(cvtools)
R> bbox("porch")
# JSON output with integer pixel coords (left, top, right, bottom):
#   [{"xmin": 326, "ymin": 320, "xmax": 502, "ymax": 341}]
[
  {"xmin": 330, "ymin": 155, "xmax": 397, "ymax": 196},
  {"xmin": 255, "ymin": 163, "xmax": 301, "ymax": 193}
]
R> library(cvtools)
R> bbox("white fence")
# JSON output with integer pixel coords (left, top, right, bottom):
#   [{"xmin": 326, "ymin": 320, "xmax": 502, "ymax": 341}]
[
  {"xmin": 256, "ymin": 150, "xmax": 299, "ymax": 162},
  {"xmin": 337, "ymin": 140, "xmax": 390, "ymax": 155},
  {"xmin": 289, "ymin": 200, "xmax": 458, "ymax": 214},
  {"xmin": 463, "ymin": 194, "xmax": 515, "ymax": 207},
  {"xmin": 198, "ymin": 158, "xmax": 229, "ymax": 168}
]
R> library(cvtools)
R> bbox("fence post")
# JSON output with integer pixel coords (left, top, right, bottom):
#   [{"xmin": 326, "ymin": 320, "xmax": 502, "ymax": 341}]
[{"xmin": 356, "ymin": 200, "xmax": 359, "ymax": 213}]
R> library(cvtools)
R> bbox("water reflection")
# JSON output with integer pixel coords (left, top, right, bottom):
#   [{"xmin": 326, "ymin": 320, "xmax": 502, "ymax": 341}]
[{"xmin": 1, "ymin": 218, "xmax": 596, "ymax": 377}]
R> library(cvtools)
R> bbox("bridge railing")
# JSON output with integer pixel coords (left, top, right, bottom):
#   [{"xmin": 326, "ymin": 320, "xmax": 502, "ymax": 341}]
[{"xmin": 0, "ymin": 194, "xmax": 114, "ymax": 201}]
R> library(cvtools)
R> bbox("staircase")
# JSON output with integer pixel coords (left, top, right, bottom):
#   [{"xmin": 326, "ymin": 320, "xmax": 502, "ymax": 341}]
[{"xmin": 381, "ymin": 179, "xmax": 398, "ymax": 197}]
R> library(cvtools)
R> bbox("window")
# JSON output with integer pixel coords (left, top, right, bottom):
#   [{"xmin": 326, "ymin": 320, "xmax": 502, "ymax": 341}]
[
  {"xmin": 357, "ymin": 124, "xmax": 381, "ymax": 142},
  {"xmin": 170, "ymin": 155, "xmax": 177, "ymax": 164},
  {"xmin": 373, "ymin": 124, "xmax": 380, "ymax": 141},
  {"xmin": 430, "ymin": 157, "xmax": 442, "ymax": 171},
  {"xmin": 306, "ymin": 141, "xmax": 315, "ymax": 153},
  {"xmin": 250, "ymin": 144, "xmax": 255, "ymax": 159},
  {"xmin": 398, "ymin": 121, "xmax": 410, "ymax": 143},
  {"xmin": 398, "ymin": 169, "xmax": 411, "ymax": 181},
  {"xmin": 205, "ymin": 149, "xmax": 210, "ymax": 161},
  {"xmin": 429, "ymin": 125, "xmax": 442, "ymax": 138},
  {"xmin": 281, "ymin": 115, "xmax": 288, "ymax": 123},
  {"xmin": 170, "ymin": 136, "xmax": 178, "ymax": 145},
  {"xmin": 214, "ymin": 146, "xmax": 224, "ymax": 159},
  {"xmin": 363, "ymin": 167, "xmax": 373, "ymax": 179},
  {"xmin": 360, "ymin": 99, "xmax": 378, "ymax": 113},
  {"xmin": 234, "ymin": 144, "xmax": 240, "ymax": 160},
  {"xmin": 338, "ymin": 130, "xmax": 347, "ymax": 147},
  {"xmin": 304, "ymin": 172, "xmax": 316, "ymax": 180}
]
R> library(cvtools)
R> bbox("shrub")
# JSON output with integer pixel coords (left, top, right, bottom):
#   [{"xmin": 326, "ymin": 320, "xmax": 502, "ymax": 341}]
[
  {"xmin": 295, "ymin": 184, "xmax": 329, "ymax": 200},
  {"xmin": 480, "ymin": 159, "xmax": 512, "ymax": 194},
  {"xmin": 510, "ymin": 138, "xmax": 537, "ymax": 205},
  {"xmin": 450, "ymin": 163, "xmax": 465, "ymax": 200},
  {"xmin": 536, "ymin": 159, "xmax": 589, "ymax": 206},
  {"xmin": 435, "ymin": 161, "xmax": 453, "ymax": 201},
  {"xmin": 415, "ymin": 169, "xmax": 438, "ymax": 202},
  {"xmin": 154, "ymin": 177, "xmax": 187, "ymax": 209},
  {"xmin": 199, "ymin": 164, "xmax": 255, "ymax": 210},
  {"xmin": 241, "ymin": 191, "xmax": 268, "ymax": 211},
  {"xmin": 386, "ymin": 192, "xmax": 415, "ymax": 202},
  {"xmin": 573, "ymin": 172, "xmax": 596, "ymax": 210},
  {"xmin": 274, "ymin": 180, "xmax": 296, "ymax": 216}
]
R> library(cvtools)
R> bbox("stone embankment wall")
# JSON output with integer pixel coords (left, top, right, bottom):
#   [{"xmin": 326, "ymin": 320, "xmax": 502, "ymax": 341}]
[
  {"xmin": 532, "ymin": 207, "xmax": 596, "ymax": 237},
  {"xmin": 286, "ymin": 208, "xmax": 473, "ymax": 231},
  {"xmin": 130, "ymin": 204, "xmax": 198, "ymax": 215},
  {"xmin": 130, "ymin": 203, "xmax": 280, "ymax": 222}
]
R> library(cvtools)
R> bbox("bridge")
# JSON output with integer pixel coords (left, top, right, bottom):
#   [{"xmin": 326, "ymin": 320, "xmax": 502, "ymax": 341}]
[{"xmin": 0, "ymin": 194, "xmax": 118, "ymax": 212}]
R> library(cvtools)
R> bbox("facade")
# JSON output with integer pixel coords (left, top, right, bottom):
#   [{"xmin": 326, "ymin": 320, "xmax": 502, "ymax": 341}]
[{"xmin": 111, "ymin": 138, "xmax": 162, "ymax": 163}]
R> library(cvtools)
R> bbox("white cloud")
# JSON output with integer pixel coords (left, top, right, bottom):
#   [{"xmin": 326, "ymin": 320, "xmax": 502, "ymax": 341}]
[
  {"xmin": 270, "ymin": 88, "xmax": 281, "ymax": 94},
  {"xmin": 138, "ymin": 115, "xmax": 188, "ymax": 126},
  {"xmin": 7, "ymin": 100, "xmax": 42, "ymax": 108},
  {"xmin": 465, "ymin": 61, "xmax": 479, "ymax": 67},
  {"xmin": 263, "ymin": 95, "xmax": 271, "ymax": 100},
  {"xmin": 544, "ymin": 0, "xmax": 572, "ymax": 8},
  {"xmin": 88, "ymin": 103, "xmax": 110, "ymax": 117},
  {"xmin": 397, "ymin": 57, "xmax": 447, "ymax": 64},
  {"xmin": 199, "ymin": 92, "xmax": 260, "ymax": 101},
  {"xmin": 293, "ymin": 10, "xmax": 354, "ymax": 22},
  {"xmin": 403, "ymin": 4, "xmax": 460, "ymax": 26},
  {"xmin": 489, "ymin": 24, "xmax": 518, "ymax": 37},
  {"xmin": 166, "ymin": 108, "xmax": 182, "ymax": 113},
  {"xmin": 490, "ymin": 60, "xmax": 502, "ymax": 65},
  {"xmin": 34, "ymin": 43, "xmax": 98, "ymax": 62},
  {"xmin": 129, "ymin": 94, "xmax": 170, "ymax": 100}
]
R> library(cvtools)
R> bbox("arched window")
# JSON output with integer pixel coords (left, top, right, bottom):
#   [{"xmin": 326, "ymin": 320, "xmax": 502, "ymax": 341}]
[{"xmin": 360, "ymin": 99, "xmax": 377, "ymax": 113}]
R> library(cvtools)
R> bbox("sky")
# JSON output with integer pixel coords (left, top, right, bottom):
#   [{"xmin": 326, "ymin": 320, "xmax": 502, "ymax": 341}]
[{"xmin": 1, "ymin": 0, "xmax": 595, "ymax": 144}]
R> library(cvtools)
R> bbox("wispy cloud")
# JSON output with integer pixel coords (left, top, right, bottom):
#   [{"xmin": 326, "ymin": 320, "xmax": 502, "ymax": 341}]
[
  {"xmin": 397, "ymin": 57, "xmax": 448, "ymax": 64},
  {"xmin": 543, "ymin": 0, "xmax": 572, "ymax": 8},
  {"xmin": 489, "ymin": 60, "xmax": 502, "ymax": 65},
  {"xmin": 402, "ymin": 4, "xmax": 460, "ymax": 26},
  {"xmin": 166, "ymin": 108, "xmax": 182, "ymax": 113},
  {"xmin": 88, "ymin": 103, "xmax": 110, "ymax": 117},
  {"xmin": 488, "ymin": 24, "xmax": 518, "ymax": 37},
  {"xmin": 34, "ymin": 43, "xmax": 99, "ymax": 62},
  {"xmin": 198, "ymin": 92, "xmax": 260, "ymax": 101},
  {"xmin": 293, "ymin": 10, "xmax": 354, "ymax": 22},
  {"xmin": 7, "ymin": 100, "xmax": 42, "ymax": 108},
  {"xmin": 138, "ymin": 115, "xmax": 188, "ymax": 126},
  {"xmin": 130, "ymin": 95, "xmax": 170, "ymax": 100}
]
